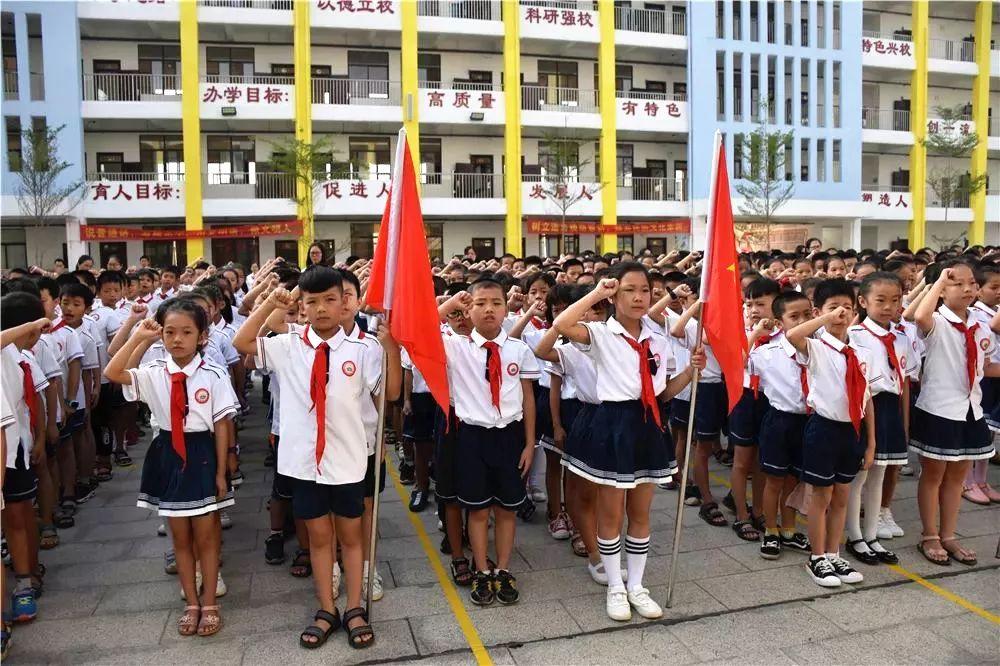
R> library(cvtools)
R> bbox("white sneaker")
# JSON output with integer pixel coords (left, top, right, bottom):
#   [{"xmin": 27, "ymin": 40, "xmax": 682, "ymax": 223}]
[
  {"xmin": 587, "ymin": 561, "xmax": 628, "ymax": 586},
  {"xmin": 331, "ymin": 562, "xmax": 341, "ymax": 600},
  {"xmin": 219, "ymin": 511, "xmax": 233, "ymax": 530},
  {"xmin": 876, "ymin": 510, "xmax": 894, "ymax": 540},
  {"xmin": 157, "ymin": 522, "xmax": 167, "ymax": 537},
  {"xmin": 606, "ymin": 586, "xmax": 632, "ymax": 621},
  {"xmin": 882, "ymin": 508, "xmax": 905, "ymax": 537},
  {"xmin": 529, "ymin": 487, "xmax": 547, "ymax": 503},
  {"xmin": 215, "ymin": 572, "xmax": 227, "ymax": 597},
  {"xmin": 807, "ymin": 557, "xmax": 842, "ymax": 588},
  {"xmin": 827, "ymin": 555, "xmax": 864, "ymax": 584},
  {"xmin": 626, "ymin": 587, "xmax": 663, "ymax": 619},
  {"xmin": 900, "ymin": 464, "xmax": 914, "ymax": 476},
  {"xmin": 363, "ymin": 565, "xmax": 384, "ymax": 602}
]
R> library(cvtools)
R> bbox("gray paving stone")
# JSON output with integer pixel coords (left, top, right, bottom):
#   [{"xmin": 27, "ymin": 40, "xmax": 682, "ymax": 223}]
[
  {"xmin": 559, "ymin": 582, "xmax": 726, "ymax": 633},
  {"xmin": 72, "ymin": 637, "xmax": 248, "ymax": 666},
  {"xmin": 779, "ymin": 622, "xmax": 981, "ymax": 664},
  {"xmin": 718, "ymin": 541, "xmax": 813, "ymax": 572},
  {"xmin": 922, "ymin": 567, "xmax": 1000, "ymax": 610},
  {"xmin": 68, "ymin": 504, "xmax": 157, "ymax": 527},
  {"xmin": 12, "ymin": 610, "xmax": 169, "ymax": 658},
  {"xmin": 920, "ymin": 611, "xmax": 1000, "ymax": 662},
  {"xmin": 694, "ymin": 648, "xmax": 798, "ymax": 666},
  {"xmin": 386, "ymin": 555, "xmax": 439, "ymax": 587},
  {"xmin": 642, "ymin": 547, "xmax": 749, "ymax": 583},
  {"xmin": 158, "ymin": 601, "xmax": 310, "ymax": 645},
  {"xmin": 509, "ymin": 624, "xmax": 698, "ymax": 665},
  {"xmin": 396, "ymin": 647, "xmax": 516, "ymax": 665},
  {"xmin": 74, "ymin": 518, "xmax": 163, "ymax": 543},
  {"xmin": 44, "ymin": 557, "xmax": 168, "ymax": 590},
  {"xmin": 38, "ymin": 540, "xmax": 133, "ymax": 567},
  {"xmin": 95, "ymin": 574, "xmax": 252, "ymax": 615},
  {"xmin": 368, "ymin": 582, "xmax": 452, "ymax": 620},
  {"xmin": 667, "ymin": 602, "xmax": 844, "ymax": 660},
  {"xmin": 804, "ymin": 583, "xmax": 963, "ymax": 632},
  {"xmin": 32, "ymin": 586, "xmax": 105, "ymax": 620},
  {"xmin": 241, "ymin": 619, "xmax": 417, "ymax": 664},
  {"xmin": 248, "ymin": 567, "xmax": 317, "ymax": 602},
  {"xmin": 693, "ymin": 561, "xmax": 850, "ymax": 610}
]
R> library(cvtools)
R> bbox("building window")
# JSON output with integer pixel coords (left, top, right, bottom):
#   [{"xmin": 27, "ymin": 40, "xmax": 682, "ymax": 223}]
[
  {"xmin": 348, "ymin": 50, "xmax": 389, "ymax": 82},
  {"xmin": 140, "ymin": 135, "xmax": 184, "ymax": 179},
  {"xmin": 817, "ymin": 138, "xmax": 826, "ymax": 181},
  {"xmin": 733, "ymin": 133, "xmax": 744, "ymax": 179},
  {"xmin": 592, "ymin": 63, "xmax": 632, "ymax": 93},
  {"xmin": 205, "ymin": 46, "xmax": 254, "ymax": 82},
  {"xmin": 420, "ymin": 137, "xmax": 441, "ymax": 185},
  {"xmin": 832, "ymin": 139, "xmax": 841, "ymax": 182},
  {"xmin": 832, "ymin": 61, "xmax": 841, "ymax": 127},
  {"xmin": 800, "ymin": 58, "xmax": 809, "ymax": 125},
  {"xmin": 800, "ymin": 137, "xmax": 809, "ymax": 181},
  {"xmin": 539, "ymin": 140, "xmax": 579, "ymax": 181},
  {"xmin": 716, "ymin": 0, "xmax": 724, "ymax": 38},
  {"xmin": 351, "ymin": 223, "xmax": 377, "ymax": 261},
  {"xmin": 2, "ymin": 12, "xmax": 17, "ymax": 99},
  {"xmin": 562, "ymin": 235, "xmax": 579, "ymax": 255},
  {"xmin": 348, "ymin": 136, "xmax": 391, "ymax": 180},
  {"xmin": 817, "ymin": 60, "xmax": 826, "ymax": 128},
  {"xmin": 418, "ymin": 53, "xmax": 440, "ymax": 87},
  {"xmin": 1, "ymin": 227, "xmax": 26, "ymax": 269},
  {"xmin": 138, "ymin": 44, "xmax": 180, "ymax": 94},
  {"xmin": 617, "ymin": 235, "xmax": 634, "ymax": 255},
  {"xmin": 26, "ymin": 13, "xmax": 42, "ymax": 101},
  {"xmin": 274, "ymin": 239, "xmax": 298, "ymax": 262},
  {"xmin": 143, "ymin": 240, "xmax": 186, "ymax": 267},
  {"xmin": 96, "ymin": 152, "xmax": 124, "ymax": 174},
  {"xmin": 617, "ymin": 143, "xmax": 633, "ymax": 187},
  {"xmin": 425, "ymin": 223, "xmax": 443, "ymax": 262},
  {"xmin": 472, "ymin": 237, "xmax": 496, "ymax": 260},
  {"xmin": 732, "ymin": 0, "xmax": 741, "ymax": 39},
  {"xmin": 538, "ymin": 59, "xmax": 578, "ymax": 90},
  {"xmin": 5, "ymin": 115, "xmax": 21, "ymax": 172},
  {"xmin": 800, "ymin": 0, "xmax": 809, "ymax": 46},
  {"xmin": 716, "ymin": 51, "xmax": 725, "ymax": 120},
  {"xmin": 207, "ymin": 135, "xmax": 255, "ymax": 184}
]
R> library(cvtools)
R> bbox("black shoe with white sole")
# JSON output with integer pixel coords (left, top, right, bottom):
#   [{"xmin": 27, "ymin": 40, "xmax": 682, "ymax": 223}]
[
  {"xmin": 807, "ymin": 556, "xmax": 841, "ymax": 587},
  {"xmin": 760, "ymin": 533, "xmax": 780, "ymax": 560},
  {"xmin": 780, "ymin": 532, "xmax": 811, "ymax": 552}
]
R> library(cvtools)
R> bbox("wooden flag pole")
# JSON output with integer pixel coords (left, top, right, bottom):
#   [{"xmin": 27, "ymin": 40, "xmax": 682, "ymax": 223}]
[{"xmin": 365, "ymin": 312, "xmax": 390, "ymax": 617}]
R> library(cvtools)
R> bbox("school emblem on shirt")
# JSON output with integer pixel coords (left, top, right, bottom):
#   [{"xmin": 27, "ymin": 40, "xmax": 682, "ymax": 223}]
[
  {"xmin": 91, "ymin": 313, "xmax": 100, "ymax": 321},
  {"xmin": 342, "ymin": 361, "xmax": 357, "ymax": 377},
  {"xmin": 194, "ymin": 388, "xmax": 210, "ymax": 404},
  {"xmin": 980, "ymin": 338, "xmax": 990, "ymax": 351},
  {"xmin": 507, "ymin": 362, "xmax": 519, "ymax": 376}
]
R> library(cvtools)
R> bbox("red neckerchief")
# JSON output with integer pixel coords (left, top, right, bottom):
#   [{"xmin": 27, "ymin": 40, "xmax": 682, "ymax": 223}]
[
  {"xmin": 165, "ymin": 359, "xmax": 202, "ymax": 469},
  {"xmin": 798, "ymin": 361, "xmax": 812, "ymax": 414},
  {"xmin": 530, "ymin": 317, "xmax": 548, "ymax": 331},
  {"xmin": 821, "ymin": 338, "xmax": 865, "ymax": 435},
  {"xmin": 301, "ymin": 325, "xmax": 331, "ymax": 473},
  {"xmin": 620, "ymin": 334, "xmax": 662, "ymax": 429},
  {"xmin": 49, "ymin": 319, "xmax": 67, "ymax": 334},
  {"xmin": 19, "ymin": 360, "xmax": 40, "ymax": 431},
  {"xmin": 482, "ymin": 341, "xmax": 502, "ymax": 412},
  {"xmin": 861, "ymin": 321, "xmax": 904, "ymax": 390},
  {"xmin": 946, "ymin": 319, "xmax": 980, "ymax": 395},
  {"xmin": 748, "ymin": 331, "xmax": 773, "ymax": 399}
]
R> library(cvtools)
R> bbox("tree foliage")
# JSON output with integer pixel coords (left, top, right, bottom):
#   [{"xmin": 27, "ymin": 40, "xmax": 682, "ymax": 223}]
[
  {"xmin": 921, "ymin": 105, "xmax": 987, "ymax": 227},
  {"xmin": 734, "ymin": 103, "xmax": 795, "ymax": 226},
  {"xmin": 14, "ymin": 123, "xmax": 86, "ymax": 231}
]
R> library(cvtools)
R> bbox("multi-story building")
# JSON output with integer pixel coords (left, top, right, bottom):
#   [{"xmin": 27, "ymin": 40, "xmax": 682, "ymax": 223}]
[{"xmin": 1, "ymin": 0, "xmax": 997, "ymax": 269}]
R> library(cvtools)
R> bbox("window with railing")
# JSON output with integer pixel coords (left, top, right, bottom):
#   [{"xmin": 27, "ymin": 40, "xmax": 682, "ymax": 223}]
[
  {"xmin": 139, "ymin": 44, "xmax": 180, "ymax": 95},
  {"xmin": 5, "ymin": 116, "xmax": 21, "ymax": 172},
  {"xmin": 207, "ymin": 135, "xmax": 255, "ymax": 184},
  {"xmin": 417, "ymin": 0, "xmax": 497, "ymax": 20},
  {"xmin": 206, "ymin": 46, "xmax": 254, "ymax": 82},
  {"xmin": 140, "ymin": 135, "xmax": 185, "ymax": 180},
  {"xmin": 198, "ymin": 0, "xmax": 293, "ymax": 8},
  {"xmin": 614, "ymin": 3, "xmax": 685, "ymax": 35},
  {"xmin": 348, "ymin": 136, "xmax": 391, "ymax": 180}
]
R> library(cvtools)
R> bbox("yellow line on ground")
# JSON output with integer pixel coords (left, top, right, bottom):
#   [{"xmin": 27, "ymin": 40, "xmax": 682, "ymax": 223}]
[
  {"xmin": 704, "ymin": 467, "xmax": 999, "ymax": 624},
  {"xmin": 385, "ymin": 464, "xmax": 494, "ymax": 666}
]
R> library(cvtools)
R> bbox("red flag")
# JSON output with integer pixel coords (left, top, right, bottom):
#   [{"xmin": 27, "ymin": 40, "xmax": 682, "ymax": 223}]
[
  {"xmin": 700, "ymin": 140, "xmax": 746, "ymax": 413},
  {"xmin": 367, "ymin": 130, "xmax": 451, "ymax": 415}
]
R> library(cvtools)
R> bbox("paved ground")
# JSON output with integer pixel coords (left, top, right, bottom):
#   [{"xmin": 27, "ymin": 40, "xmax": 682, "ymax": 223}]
[{"xmin": 10, "ymin": 389, "xmax": 1000, "ymax": 665}]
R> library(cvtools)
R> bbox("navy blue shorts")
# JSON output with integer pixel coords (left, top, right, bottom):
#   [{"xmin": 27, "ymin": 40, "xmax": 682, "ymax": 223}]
[
  {"xmin": 981, "ymin": 377, "xmax": 1000, "ymax": 432},
  {"xmin": 403, "ymin": 392, "xmax": 436, "ymax": 441},
  {"xmin": 59, "ymin": 406, "xmax": 87, "ymax": 440},
  {"xmin": 728, "ymin": 387, "xmax": 771, "ymax": 446},
  {"xmin": 562, "ymin": 400, "xmax": 677, "ymax": 488},
  {"xmin": 534, "ymin": 384, "xmax": 554, "ymax": 444},
  {"xmin": 910, "ymin": 406, "xmax": 994, "ymax": 461},
  {"xmin": 801, "ymin": 414, "xmax": 865, "ymax": 487},
  {"xmin": 543, "ymin": 398, "xmax": 584, "ymax": 454},
  {"xmin": 271, "ymin": 436, "xmax": 293, "ymax": 501},
  {"xmin": 3, "ymin": 444, "xmax": 37, "ymax": 502},
  {"xmin": 137, "ymin": 430, "xmax": 235, "ymax": 517},
  {"xmin": 364, "ymin": 452, "xmax": 387, "ymax": 498},
  {"xmin": 758, "ymin": 408, "xmax": 807, "ymax": 477},
  {"xmin": 455, "ymin": 421, "xmax": 527, "ymax": 510},
  {"xmin": 290, "ymin": 478, "xmax": 365, "ymax": 520},
  {"xmin": 669, "ymin": 398, "xmax": 690, "ymax": 428},
  {"xmin": 693, "ymin": 382, "xmax": 728, "ymax": 439},
  {"xmin": 433, "ymin": 406, "xmax": 459, "ymax": 503},
  {"xmin": 872, "ymin": 392, "xmax": 907, "ymax": 465}
]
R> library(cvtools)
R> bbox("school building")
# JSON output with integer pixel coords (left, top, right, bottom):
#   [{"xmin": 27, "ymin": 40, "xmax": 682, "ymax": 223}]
[{"xmin": 0, "ymin": 0, "xmax": 997, "ymax": 269}]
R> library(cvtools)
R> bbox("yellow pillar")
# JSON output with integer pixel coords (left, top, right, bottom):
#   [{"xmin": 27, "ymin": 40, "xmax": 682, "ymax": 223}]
[
  {"xmin": 968, "ymin": 0, "xmax": 992, "ymax": 246},
  {"xmin": 908, "ymin": 0, "xmax": 928, "ymax": 249},
  {"xmin": 501, "ymin": 0, "xmax": 523, "ymax": 255},
  {"xmin": 400, "ymin": 0, "xmax": 421, "ymax": 177},
  {"xmin": 293, "ymin": 0, "xmax": 313, "ymax": 266},
  {"xmin": 180, "ymin": 0, "xmax": 204, "ymax": 262},
  {"xmin": 597, "ymin": 0, "xmax": 617, "ymax": 254}
]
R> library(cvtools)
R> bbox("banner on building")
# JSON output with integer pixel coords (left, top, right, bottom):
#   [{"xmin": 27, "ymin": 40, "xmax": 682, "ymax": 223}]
[
  {"xmin": 80, "ymin": 221, "xmax": 302, "ymax": 241},
  {"xmin": 734, "ymin": 223, "xmax": 810, "ymax": 252},
  {"xmin": 525, "ymin": 219, "xmax": 690, "ymax": 235}
]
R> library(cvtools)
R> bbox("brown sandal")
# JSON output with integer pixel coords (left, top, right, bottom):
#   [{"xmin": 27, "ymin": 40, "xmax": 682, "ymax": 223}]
[
  {"xmin": 917, "ymin": 536, "xmax": 950, "ymax": 566},
  {"xmin": 570, "ymin": 531, "xmax": 588, "ymax": 557},
  {"xmin": 197, "ymin": 605, "xmax": 222, "ymax": 637},
  {"xmin": 941, "ymin": 538, "xmax": 977, "ymax": 566},
  {"xmin": 178, "ymin": 605, "xmax": 200, "ymax": 636}
]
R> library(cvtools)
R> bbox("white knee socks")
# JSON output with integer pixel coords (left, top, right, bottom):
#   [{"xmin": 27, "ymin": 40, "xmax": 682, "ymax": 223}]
[
  {"xmin": 624, "ymin": 535, "xmax": 650, "ymax": 592},
  {"xmin": 597, "ymin": 536, "xmax": 623, "ymax": 589},
  {"xmin": 861, "ymin": 465, "xmax": 886, "ymax": 543}
]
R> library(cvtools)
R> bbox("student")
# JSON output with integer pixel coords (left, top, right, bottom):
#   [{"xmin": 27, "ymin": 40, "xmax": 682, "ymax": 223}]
[
  {"xmin": 553, "ymin": 264, "xmax": 703, "ymax": 621},
  {"xmin": 133, "ymin": 268, "xmax": 159, "ymax": 310},
  {"xmin": 234, "ymin": 267, "xmax": 391, "ymax": 650},
  {"xmin": 436, "ymin": 281, "xmax": 540, "ymax": 607},
  {"xmin": 844, "ymin": 273, "xmax": 909, "ymax": 566},
  {"xmin": 786, "ymin": 279, "xmax": 876, "ymax": 588},
  {"xmin": 105, "ymin": 300, "xmax": 236, "ymax": 637},
  {"xmin": 964, "ymin": 264, "xmax": 1000, "ymax": 504},
  {"xmin": 89, "ymin": 271, "xmax": 131, "ymax": 471},
  {"xmin": 401, "ymin": 346, "xmax": 434, "ymax": 512},
  {"xmin": 910, "ymin": 261, "xmax": 997, "ymax": 566},
  {"xmin": 156, "ymin": 266, "xmax": 179, "ymax": 301},
  {"xmin": 1, "ymin": 301, "xmax": 51, "ymax": 625},
  {"xmin": 750, "ymin": 291, "xmax": 813, "ymax": 559},
  {"xmin": 727, "ymin": 277, "xmax": 781, "ymax": 541}
]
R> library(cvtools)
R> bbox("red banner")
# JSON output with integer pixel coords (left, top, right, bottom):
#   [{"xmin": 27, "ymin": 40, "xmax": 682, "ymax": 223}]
[
  {"xmin": 81, "ymin": 221, "xmax": 303, "ymax": 241},
  {"xmin": 525, "ymin": 219, "xmax": 690, "ymax": 235}
]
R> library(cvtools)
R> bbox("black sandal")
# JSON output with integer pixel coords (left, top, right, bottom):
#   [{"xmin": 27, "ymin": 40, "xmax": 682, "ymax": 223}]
[
  {"xmin": 450, "ymin": 557, "xmax": 473, "ymax": 587},
  {"xmin": 698, "ymin": 501, "xmax": 728, "ymax": 527},
  {"xmin": 343, "ymin": 607, "xmax": 374, "ymax": 649},
  {"xmin": 290, "ymin": 549, "xmax": 312, "ymax": 577},
  {"xmin": 299, "ymin": 609, "xmax": 340, "ymax": 649},
  {"xmin": 732, "ymin": 520, "xmax": 760, "ymax": 542},
  {"xmin": 113, "ymin": 451, "xmax": 133, "ymax": 467}
]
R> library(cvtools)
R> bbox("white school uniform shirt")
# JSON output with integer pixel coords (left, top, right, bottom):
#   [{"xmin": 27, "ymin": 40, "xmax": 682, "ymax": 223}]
[
  {"xmin": 553, "ymin": 341, "xmax": 599, "ymax": 404},
  {"xmin": 257, "ymin": 325, "xmax": 380, "ymax": 485},
  {"xmin": 155, "ymin": 287, "xmax": 176, "ymax": 302},
  {"xmin": 970, "ymin": 301, "xmax": 1000, "ymax": 364},
  {"xmin": 744, "ymin": 327, "xmax": 780, "ymax": 389},
  {"xmin": 521, "ymin": 321, "xmax": 552, "ymax": 389},
  {"xmin": 663, "ymin": 309, "xmax": 692, "ymax": 401},
  {"xmin": 578, "ymin": 316, "xmax": 676, "ymax": 402},
  {"xmin": 915, "ymin": 305, "xmax": 996, "ymax": 421},
  {"xmin": 894, "ymin": 320, "xmax": 923, "ymax": 380},
  {"xmin": 1, "ymin": 345, "xmax": 48, "ymax": 465},
  {"xmin": 677, "ymin": 318, "xmax": 721, "ymax": 383},
  {"xmin": 848, "ymin": 318, "xmax": 911, "ymax": 396},
  {"xmin": 346, "ymin": 324, "xmax": 384, "ymax": 454},
  {"xmin": 798, "ymin": 332, "xmax": 878, "ymax": 423},
  {"xmin": 69, "ymin": 325, "xmax": 101, "ymax": 406},
  {"xmin": 123, "ymin": 354, "xmax": 237, "ymax": 433},
  {"xmin": 213, "ymin": 318, "xmax": 238, "ymax": 342},
  {"xmin": 442, "ymin": 328, "xmax": 541, "ymax": 428},
  {"xmin": 209, "ymin": 328, "xmax": 240, "ymax": 366},
  {"xmin": 401, "ymin": 347, "xmax": 429, "ymax": 394},
  {"xmin": 1, "ymin": 391, "xmax": 18, "ymax": 464},
  {"xmin": 48, "ymin": 320, "xmax": 84, "ymax": 402},
  {"xmin": 748, "ymin": 332, "xmax": 807, "ymax": 414}
]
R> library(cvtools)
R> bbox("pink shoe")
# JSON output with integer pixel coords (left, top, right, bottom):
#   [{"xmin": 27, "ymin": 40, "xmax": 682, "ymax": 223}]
[
  {"xmin": 962, "ymin": 485, "xmax": 991, "ymax": 506},
  {"xmin": 979, "ymin": 483, "xmax": 1000, "ymax": 504}
]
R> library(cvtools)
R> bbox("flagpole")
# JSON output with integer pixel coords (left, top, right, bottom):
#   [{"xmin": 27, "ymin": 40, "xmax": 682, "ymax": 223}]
[
  {"xmin": 366, "ymin": 312, "xmax": 390, "ymax": 617},
  {"xmin": 666, "ymin": 131, "xmax": 722, "ymax": 608}
]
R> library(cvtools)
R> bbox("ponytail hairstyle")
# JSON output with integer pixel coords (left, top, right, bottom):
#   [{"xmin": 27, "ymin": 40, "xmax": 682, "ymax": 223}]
[
  {"xmin": 155, "ymin": 296, "xmax": 209, "ymax": 351},
  {"xmin": 856, "ymin": 271, "xmax": 902, "ymax": 322}
]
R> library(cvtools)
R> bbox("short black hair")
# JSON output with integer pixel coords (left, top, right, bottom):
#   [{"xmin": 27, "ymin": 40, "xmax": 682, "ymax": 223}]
[
  {"xmin": 858, "ymin": 271, "xmax": 902, "ymax": 299},
  {"xmin": 772, "ymin": 291, "xmax": 811, "ymax": 319},
  {"xmin": 194, "ymin": 261, "xmax": 210, "ymax": 271},
  {"xmin": 1, "ymin": 292, "xmax": 45, "ymax": 330},
  {"xmin": 744, "ymin": 277, "xmax": 781, "ymax": 300},
  {"xmin": 336, "ymin": 269, "xmax": 361, "ymax": 295},
  {"xmin": 3, "ymin": 277, "xmax": 40, "ymax": 298},
  {"xmin": 975, "ymin": 263, "xmax": 1000, "ymax": 286},
  {"xmin": 563, "ymin": 258, "xmax": 583, "ymax": 271},
  {"xmin": 75, "ymin": 254, "xmax": 94, "ymax": 268},
  {"xmin": 161, "ymin": 265, "xmax": 180, "ymax": 277},
  {"xmin": 607, "ymin": 260, "xmax": 650, "ymax": 285},
  {"xmin": 60, "ymin": 282, "xmax": 94, "ymax": 308},
  {"xmin": 444, "ymin": 282, "xmax": 470, "ymax": 296},
  {"xmin": 522, "ymin": 272, "xmax": 555, "ymax": 292},
  {"xmin": 55, "ymin": 273, "xmax": 80, "ymax": 290},
  {"xmin": 298, "ymin": 265, "xmax": 343, "ymax": 294},
  {"xmin": 468, "ymin": 278, "xmax": 506, "ymax": 298},
  {"xmin": 812, "ymin": 278, "xmax": 857, "ymax": 309},
  {"xmin": 36, "ymin": 276, "xmax": 59, "ymax": 300},
  {"xmin": 73, "ymin": 270, "xmax": 97, "ymax": 290},
  {"xmin": 97, "ymin": 271, "xmax": 125, "ymax": 288},
  {"xmin": 136, "ymin": 268, "xmax": 157, "ymax": 281},
  {"xmin": 195, "ymin": 283, "xmax": 226, "ymax": 307}
]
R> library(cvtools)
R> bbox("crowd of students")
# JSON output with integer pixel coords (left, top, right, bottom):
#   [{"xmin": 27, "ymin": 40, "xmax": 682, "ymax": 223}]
[{"xmin": 1, "ymin": 238, "xmax": 998, "ymax": 656}]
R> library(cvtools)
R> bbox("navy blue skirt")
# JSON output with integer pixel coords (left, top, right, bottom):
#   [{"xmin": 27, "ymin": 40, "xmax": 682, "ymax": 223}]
[
  {"xmin": 541, "ymin": 397, "xmax": 584, "ymax": 454},
  {"xmin": 562, "ymin": 402, "xmax": 597, "ymax": 463},
  {"xmin": 403, "ymin": 391, "xmax": 436, "ymax": 441},
  {"xmin": 534, "ymin": 384, "xmax": 554, "ymax": 445},
  {"xmin": 138, "ymin": 430, "xmax": 235, "ymax": 517},
  {"xmin": 982, "ymin": 377, "xmax": 1000, "ymax": 432},
  {"xmin": 562, "ymin": 400, "xmax": 677, "ymax": 488},
  {"xmin": 910, "ymin": 406, "xmax": 994, "ymax": 462},
  {"xmin": 872, "ymin": 392, "xmax": 907, "ymax": 465}
]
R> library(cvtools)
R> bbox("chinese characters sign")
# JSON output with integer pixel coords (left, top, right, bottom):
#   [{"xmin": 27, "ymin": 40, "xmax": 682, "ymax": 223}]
[
  {"xmin": 526, "ymin": 219, "xmax": 690, "ymax": 235},
  {"xmin": 523, "ymin": 7, "xmax": 594, "ymax": 27},
  {"xmin": 420, "ymin": 88, "xmax": 504, "ymax": 124},
  {"xmin": 616, "ymin": 97, "xmax": 688, "ymax": 132},
  {"xmin": 620, "ymin": 99, "xmax": 682, "ymax": 118},
  {"xmin": 926, "ymin": 119, "xmax": 974, "ymax": 137},
  {"xmin": 91, "ymin": 181, "xmax": 181, "ymax": 202},
  {"xmin": 316, "ymin": 0, "xmax": 394, "ymax": 13},
  {"xmin": 80, "ymin": 221, "xmax": 302, "ymax": 241},
  {"xmin": 861, "ymin": 38, "xmax": 913, "ymax": 57},
  {"xmin": 320, "ymin": 179, "xmax": 391, "ymax": 201},
  {"xmin": 200, "ymin": 83, "xmax": 291, "ymax": 105},
  {"xmin": 425, "ymin": 90, "xmax": 496, "ymax": 110},
  {"xmin": 520, "ymin": 3, "xmax": 599, "ymax": 42},
  {"xmin": 861, "ymin": 192, "xmax": 910, "ymax": 208}
]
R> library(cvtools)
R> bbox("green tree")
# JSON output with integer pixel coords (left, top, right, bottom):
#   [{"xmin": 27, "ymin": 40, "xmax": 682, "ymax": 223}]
[
  {"xmin": 922, "ymin": 105, "xmax": 987, "ymax": 232},
  {"xmin": 734, "ymin": 103, "xmax": 796, "ymax": 245},
  {"xmin": 535, "ymin": 131, "xmax": 605, "ymax": 255}
]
